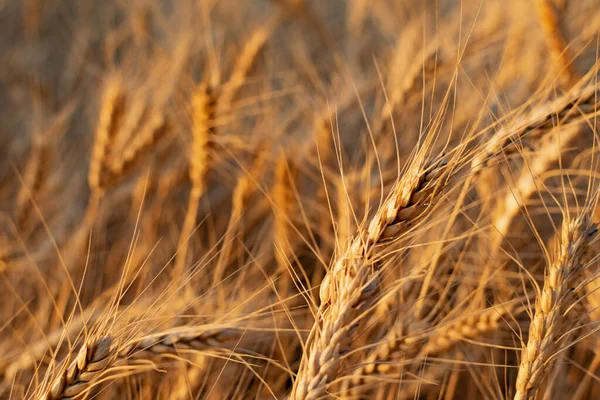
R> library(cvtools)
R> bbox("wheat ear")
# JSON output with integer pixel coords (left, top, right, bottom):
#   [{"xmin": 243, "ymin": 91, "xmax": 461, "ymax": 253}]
[
  {"xmin": 514, "ymin": 214, "xmax": 598, "ymax": 400},
  {"xmin": 534, "ymin": 0, "xmax": 579, "ymax": 87},
  {"xmin": 273, "ymin": 152, "xmax": 298, "ymax": 284},
  {"xmin": 472, "ymin": 83, "xmax": 598, "ymax": 180},
  {"xmin": 88, "ymin": 79, "xmax": 126, "ymax": 195},
  {"xmin": 106, "ymin": 110, "xmax": 168, "ymax": 181},
  {"xmin": 343, "ymin": 302, "xmax": 516, "ymax": 396},
  {"xmin": 41, "ymin": 337, "xmax": 113, "ymax": 400},
  {"xmin": 212, "ymin": 142, "xmax": 271, "ymax": 288},
  {"xmin": 17, "ymin": 104, "xmax": 74, "ymax": 229},
  {"xmin": 421, "ymin": 302, "xmax": 517, "ymax": 356},
  {"xmin": 174, "ymin": 83, "xmax": 215, "ymax": 278},
  {"xmin": 492, "ymin": 124, "xmax": 581, "ymax": 240},
  {"xmin": 40, "ymin": 325, "xmax": 248, "ymax": 399},
  {"xmin": 290, "ymin": 153, "xmax": 449, "ymax": 400},
  {"xmin": 220, "ymin": 15, "xmax": 278, "ymax": 110}
]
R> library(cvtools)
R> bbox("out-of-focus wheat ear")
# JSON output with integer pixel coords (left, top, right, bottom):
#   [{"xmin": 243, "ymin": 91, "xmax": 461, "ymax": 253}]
[
  {"xmin": 212, "ymin": 141, "xmax": 271, "ymax": 287},
  {"xmin": 314, "ymin": 115, "xmax": 334, "ymax": 169},
  {"xmin": 22, "ymin": 0, "xmax": 42, "ymax": 37},
  {"xmin": 290, "ymin": 152, "xmax": 451, "ymax": 400},
  {"xmin": 421, "ymin": 302, "xmax": 518, "ymax": 356},
  {"xmin": 88, "ymin": 78, "xmax": 126, "ymax": 195},
  {"xmin": 16, "ymin": 135, "xmax": 52, "ymax": 229},
  {"xmin": 310, "ymin": 114, "xmax": 336, "ymax": 256},
  {"xmin": 173, "ymin": 83, "xmax": 215, "ymax": 278},
  {"xmin": 514, "ymin": 213, "xmax": 598, "ymax": 400},
  {"xmin": 16, "ymin": 101, "xmax": 74, "ymax": 229},
  {"xmin": 343, "ymin": 302, "xmax": 517, "ymax": 397},
  {"xmin": 534, "ymin": 0, "xmax": 579, "ymax": 87},
  {"xmin": 470, "ymin": 123, "xmax": 583, "ymax": 310},
  {"xmin": 335, "ymin": 175, "xmax": 352, "ymax": 251},
  {"xmin": 153, "ymin": 165, "xmax": 188, "ymax": 218},
  {"xmin": 473, "ymin": 84, "xmax": 599, "ymax": 174},
  {"xmin": 171, "ymin": 360, "xmax": 208, "ymax": 400},
  {"xmin": 492, "ymin": 125, "xmax": 581, "ymax": 240},
  {"xmin": 272, "ymin": 151, "xmax": 298, "ymax": 293},
  {"xmin": 231, "ymin": 140, "xmax": 271, "ymax": 216},
  {"xmin": 189, "ymin": 83, "xmax": 215, "ymax": 197},
  {"xmin": 380, "ymin": 43, "xmax": 438, "ymax": 122},
  {"xmin": 341, "ymin": 319, "xmax": 425, "ymax": 397},
  {"xmin": 106, "ymin": 111, "xmax": 169, "ymax": 185},
  {"xmin": 471, "ymin": 83, "xmax": 599, "ymax": 198},
  {"xmin": 130, "ymin": 166, "xmax": 154, "ymax": 218},
  {"xmin": 220, "ymin": 16, "xmax": 278, "ymax": 111}
]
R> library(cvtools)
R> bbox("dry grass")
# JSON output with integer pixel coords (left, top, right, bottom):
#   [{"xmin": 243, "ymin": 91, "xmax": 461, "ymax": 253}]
[{"xmin": 3, "ymin": 1, "xmax": 600, "ymax": 399}]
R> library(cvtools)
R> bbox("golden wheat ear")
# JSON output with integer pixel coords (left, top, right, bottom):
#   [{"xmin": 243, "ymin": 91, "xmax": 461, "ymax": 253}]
[
  {"xmin": 39, "ymin": 323, "xmax": 255, "ymax": 400},
  {"xmin": 88, "ymin": 78, "xmax": 126, "ymax": 195},
  {"xmin": 173, "ymin": 82, "xmax": 216, "ymax": 278},
  {"xmin": 42, "ymin": 336, "xmax": 114, "ymax": 400},
  {"xmin": 534, "ymin": 0, "xmax": 579, "ymax": 88},
  {"xmin": 290, "ymin": 150, "xmax": 451, "ymax": 400},
  {"xmin": 514, "ymin": 211, "xmax": 598, "ymax": 400}
]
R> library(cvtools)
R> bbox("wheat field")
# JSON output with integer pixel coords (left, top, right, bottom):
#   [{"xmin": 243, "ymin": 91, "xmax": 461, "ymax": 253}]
[{"xmin": 2, "ymin": 0, "xmax": 600, "ymax": 399}]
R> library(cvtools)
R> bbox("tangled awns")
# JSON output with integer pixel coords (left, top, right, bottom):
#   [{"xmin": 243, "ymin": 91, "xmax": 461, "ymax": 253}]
[{"xmin": 4, "ymin": 0, "xmax": 600, "ymax": 399}]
